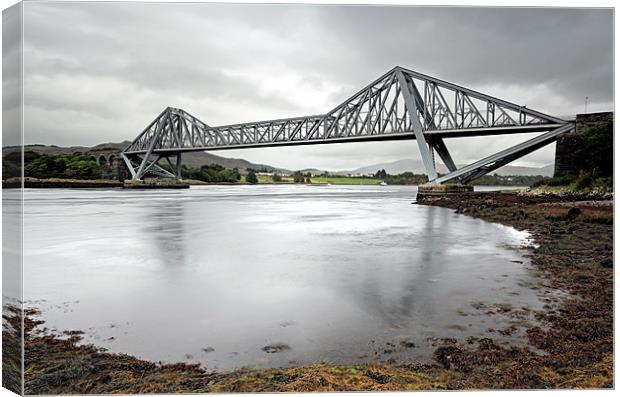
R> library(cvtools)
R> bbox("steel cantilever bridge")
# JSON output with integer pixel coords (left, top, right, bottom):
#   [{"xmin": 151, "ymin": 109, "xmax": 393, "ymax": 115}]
[{"xmin": 122, "ymin": 66, "xmax": 575, "ymax": 184}]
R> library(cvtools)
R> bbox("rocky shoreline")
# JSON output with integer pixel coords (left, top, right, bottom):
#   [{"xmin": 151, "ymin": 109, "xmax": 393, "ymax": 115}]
[
  {"xmin": 416, "ymin": 191, "xmax": 613, "ymax": 385},
  {"xmin": 2, "ymin": 191, "xmax": 613, "ymax": 393}
]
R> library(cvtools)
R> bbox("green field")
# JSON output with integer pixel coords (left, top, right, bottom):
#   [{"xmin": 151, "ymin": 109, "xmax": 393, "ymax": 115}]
[{"xmin": 308, "ymin": 176, "xmax": 383, "ymax": 185}]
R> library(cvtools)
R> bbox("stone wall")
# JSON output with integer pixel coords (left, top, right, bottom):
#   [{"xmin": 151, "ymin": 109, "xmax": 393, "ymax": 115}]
[{"xmin": 553, "ymin": 112, "xmax": 613, "ymax": 177}]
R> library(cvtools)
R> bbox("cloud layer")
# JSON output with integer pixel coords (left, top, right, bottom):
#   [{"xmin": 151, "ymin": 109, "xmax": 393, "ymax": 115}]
[{"xmin": 19, "ymin": 2, "xmax": 613, "ymax": 170}]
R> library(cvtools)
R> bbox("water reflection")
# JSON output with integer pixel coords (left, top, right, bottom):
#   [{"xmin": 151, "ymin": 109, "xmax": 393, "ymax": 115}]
[
  {"xmin": 142, "ymin": 200, "xmax": 186, "ymax": 267},
  {"xmin": 23, "ymin": 185, "xmax": 545, "ymax": 371}
]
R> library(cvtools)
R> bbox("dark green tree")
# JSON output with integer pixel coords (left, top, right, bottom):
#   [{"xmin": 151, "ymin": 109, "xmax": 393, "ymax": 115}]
[
  {"xmin": 246, "ymin": 170, "xmax": 258, "ymax": 184},
  {"xmin": 232, "ymin": 167, "xmax": 241, "ymax": 181},
  {"xmin": 64, "ymin": 156, "xmax": 101, "ymax": 179},
  {"xmin": 2, "ymin": 159, "xmax": 21, "ymax": 179},
  {"xmin": 293, "ymin": 171, "xmax": 305, "ymax": 183}
]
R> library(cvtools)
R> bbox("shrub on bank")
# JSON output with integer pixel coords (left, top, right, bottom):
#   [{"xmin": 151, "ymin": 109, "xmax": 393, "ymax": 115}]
[
  {"xmin": 172, "ymin": 163, "xmax": 241, "ymax": 183},
  {"xmin": 246, "ymin": 171, "xmax": 258, "ymax": 184}
]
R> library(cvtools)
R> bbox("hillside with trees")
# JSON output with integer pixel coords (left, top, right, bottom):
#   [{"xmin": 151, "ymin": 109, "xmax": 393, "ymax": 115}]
[{"xmin": 3, "ymin": 151, "xmax": 103, "ymax": 180}]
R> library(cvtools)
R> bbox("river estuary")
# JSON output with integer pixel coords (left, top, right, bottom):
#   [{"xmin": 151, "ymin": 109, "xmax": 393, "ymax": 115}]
[{"xmin": 21, "ymin": 185, "xmax": 547, "ymax": 371}]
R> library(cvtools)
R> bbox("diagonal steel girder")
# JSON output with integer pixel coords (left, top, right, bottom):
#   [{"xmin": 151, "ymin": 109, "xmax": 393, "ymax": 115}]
[
  {"xmin": 122, "ymin": 66, "xmax": 573, "ymax": 182},
  {"xmin": 395, "ymin": 69, "xmax": 438, "ymax": 180},
  {"xmin": 434, "ymin": 123, "xmax": 575, "ymax": 184}
]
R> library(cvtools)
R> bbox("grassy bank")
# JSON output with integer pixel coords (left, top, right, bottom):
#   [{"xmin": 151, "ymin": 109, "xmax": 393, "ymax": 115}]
[
  {"xmin": 5, "ymin": 191, "xmax": 613, "ymax": 393},
  {"xmin": 235, "ymin": 175, "xmax": 383, "ymax": 185},
  {"xmin": 308, "ymin": 176, "xmax": 383, "ymax": 185}
]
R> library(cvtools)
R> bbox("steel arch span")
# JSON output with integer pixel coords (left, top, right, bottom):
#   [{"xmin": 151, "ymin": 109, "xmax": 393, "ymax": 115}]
[{"xmin": 122, "ymin": 66, "xmax": 574, "ymax": 183}]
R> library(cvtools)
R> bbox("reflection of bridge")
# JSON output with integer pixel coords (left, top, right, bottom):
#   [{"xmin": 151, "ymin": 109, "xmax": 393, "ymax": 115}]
[{"xmin": 122, "ymin": 66, "xmax": 574, "ymax": 183}]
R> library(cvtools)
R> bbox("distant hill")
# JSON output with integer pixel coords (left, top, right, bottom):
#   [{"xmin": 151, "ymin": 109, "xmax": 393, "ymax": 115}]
[
  {"xmin": 2, "ymin": 142, "xmax": 290, "ymax": 173},
  {"xmin": 346, "ymin": 159, "xmax": 425, "ymax": 175},
  {"xmin": 344, "ymin": 158, "xmax": 554, "ymax": 177},
  {"xmin": 2, "ymin": 142, "xmax": 131, "ymax": 156},
  {"xmin": 179, "ymin": 151, "xmax": 289, "ymax": 173},
  {"xmin": 299, "ymin": 168, "xmax": 323, "ymax": 174}
]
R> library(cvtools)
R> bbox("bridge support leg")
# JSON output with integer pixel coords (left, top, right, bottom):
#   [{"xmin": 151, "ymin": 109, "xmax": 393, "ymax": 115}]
[
  {"xmin": 122, "ymin": 153, "xmax": 177, "ymax": 180},
  {"xmin": 175, "ymin": 153, "xmax": 182, "ymax": 180},
  {"xmin": 434, "ymin": 123, "xmax": 575, "ymax": 184},
  {"xmin": 122, "ymin": 153, "xmax": 138, "ymax": 179},
  {"xmin": 395, "ymin": 70, "xmax": 438, "ymax": 182}
]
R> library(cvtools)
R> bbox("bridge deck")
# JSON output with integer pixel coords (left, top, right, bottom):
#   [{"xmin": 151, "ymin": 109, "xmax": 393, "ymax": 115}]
[{"xmin": 123, "ymin": 123, "xmax": 565, "ymax": 155}]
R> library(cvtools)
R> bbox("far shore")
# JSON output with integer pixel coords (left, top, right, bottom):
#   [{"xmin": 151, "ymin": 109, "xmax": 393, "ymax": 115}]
[{"xmin": 2, "ymin": 177, "xmax": 532, "ymax": 189}]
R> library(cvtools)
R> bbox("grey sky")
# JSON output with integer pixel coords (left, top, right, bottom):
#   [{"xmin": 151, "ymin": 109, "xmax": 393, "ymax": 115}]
[{"xmin": 15, "ymin": 2, "xmax": 614, "ymax": 170}]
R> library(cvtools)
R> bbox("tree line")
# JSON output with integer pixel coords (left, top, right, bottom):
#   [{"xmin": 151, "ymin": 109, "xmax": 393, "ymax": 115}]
[
  {"xmin": 175, "ymin": 164, "xmax": 242, "ymax": 183},
  {"xmin": 3, "ymin": 151, "xmax": 103, "ymax": 180}
]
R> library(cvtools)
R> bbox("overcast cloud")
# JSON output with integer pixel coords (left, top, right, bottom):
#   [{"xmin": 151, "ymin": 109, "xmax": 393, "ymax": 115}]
[{"xmin": 12, "ymin": 2, "xmax": 614, "ymax": 170}]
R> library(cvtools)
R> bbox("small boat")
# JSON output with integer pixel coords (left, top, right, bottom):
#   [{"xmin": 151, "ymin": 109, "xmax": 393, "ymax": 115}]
[{"xmin": 380, "ymin": 181, "xmax": 387, "ymax": 186}]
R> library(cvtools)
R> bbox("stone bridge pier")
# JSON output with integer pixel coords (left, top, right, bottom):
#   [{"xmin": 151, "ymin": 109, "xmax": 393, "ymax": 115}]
[{"xmin": 88, "ymin": 152, "xmax": 129, "ymax": 181}]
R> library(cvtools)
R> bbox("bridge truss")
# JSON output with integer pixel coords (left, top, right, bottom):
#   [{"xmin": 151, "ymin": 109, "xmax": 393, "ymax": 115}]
[{"xmin": 122, "ymin": 66, "xmax": 574, "ymax": 183}]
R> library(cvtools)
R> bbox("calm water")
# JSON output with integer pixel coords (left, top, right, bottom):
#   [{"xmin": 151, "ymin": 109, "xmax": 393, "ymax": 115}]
[{"xmin": 22, "ymin": 185, "xmax": 546, "ymax": 371}]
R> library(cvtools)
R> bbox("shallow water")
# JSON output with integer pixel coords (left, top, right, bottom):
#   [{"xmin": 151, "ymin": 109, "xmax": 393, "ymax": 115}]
[{"xmin": 22, "ymin": 185, "xmax": 545, "ymax": 371}]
